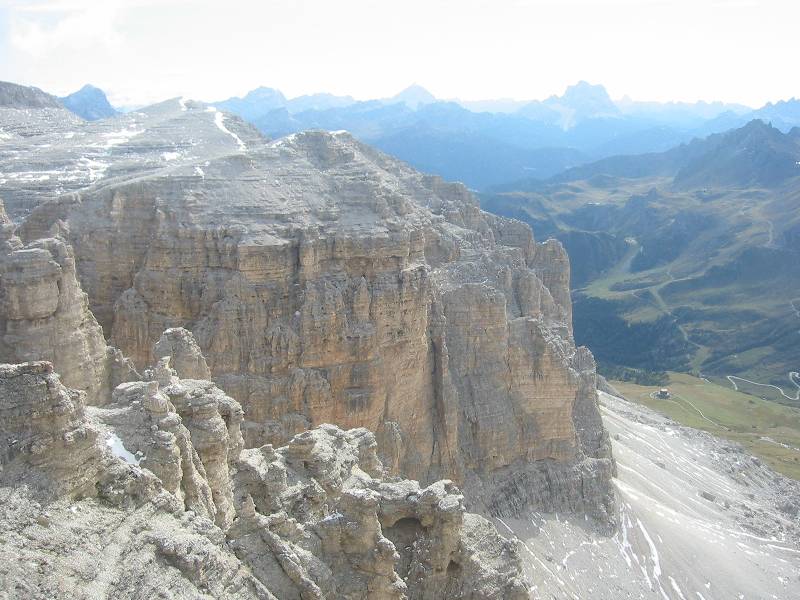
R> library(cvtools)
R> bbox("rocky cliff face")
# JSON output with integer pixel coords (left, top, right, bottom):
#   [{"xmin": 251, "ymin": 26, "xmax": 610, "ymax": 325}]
[
  {"xmin": 1, "ymin": 353, "xmax": 530, "ymax": 599},
  {"xmin": 0, "ymin": 361, "xmax": 106, "ymax": 498},
  {"xmin": 10, "ymin": 101, "xmax": 611, "ymax": 517},
  {"xmin": 231, "ymin": 424, "xmax": 529, "ymax": 599},
  {"xmin": 0, "ymin": 201, "xmax": 137, "ymax": 404},
  {"xmin": 21, "ymin": 116, "xmax": 613, "ymax": 520},
  {"xmin": 1, "ymin": 93, "xmax": 615, "ymax": 596}
]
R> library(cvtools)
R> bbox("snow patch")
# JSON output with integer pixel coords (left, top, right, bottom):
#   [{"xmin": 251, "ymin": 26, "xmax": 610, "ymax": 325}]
[
  {"xmin": 100, "ymin": 126, "xmax": 143, "ymax": 149},
  {"xmin": 271, "ymin": 132, "xmax": 298, "ymax": 147},
  {"xmin": 320, "ymin": 512, "xmax": 343, "ymax": 523},
  {"xmin": 161, "ymin": 151, "xmax": 180, "ymax": 161},
  {"xmin": 79, "ymin": 156, "xmax": 110, "ymax": 181},
  {"xmin": 106, "ymin": 433, "xmax": 140, "ymax": 465},
  {"xmin": 637, "ymin": 517, "xmax": 664, "ymax": 591},
  {"xmin": 205, "ymin": 106, "xmax": 247, "ymax": 151},
  {"xmin": 4, "ymin": 171, "xmax": 55, "ymax": 182}
]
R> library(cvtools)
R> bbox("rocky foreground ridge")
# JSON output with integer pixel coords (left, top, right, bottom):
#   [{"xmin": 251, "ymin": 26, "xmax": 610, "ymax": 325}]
[
  {"xmin": 0, "ymin": 86, "xmax": 614, "ymax": 597},
  {"xmin": 0, "ymin": 352, "xmax": 528, "ymax": 598}
]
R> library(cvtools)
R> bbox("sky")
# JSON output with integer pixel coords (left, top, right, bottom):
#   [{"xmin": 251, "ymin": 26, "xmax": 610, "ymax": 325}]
[{"xmin": 0, "ymin": 0, "xmax": 798, "ymax": 108}]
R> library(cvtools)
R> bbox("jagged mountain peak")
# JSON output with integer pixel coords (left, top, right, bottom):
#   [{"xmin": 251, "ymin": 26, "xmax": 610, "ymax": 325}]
[
  {"xmin": 517, "ymin": 80, "xmax": 619, "ymax": 129},
  {"xmin": 213, "ymin": 87, "xmax": 288, "ymax": 121},
  {"xmin": 76, "ymin": 83, "xmax": 103, "ymax": 94},
  {"xmin": 241, "ymin": 86, "xmax": 287, "ymax": 103},
  {"xmin": 561, "ymin": 80, "xmax": 612, "ymax": 100},
  {"xmin": 59, "ymin": 83, "xmax": 118, "ymax": 121},
  {"xmin": 388, "ymin": 84, "xmax": 437, "ymax": 109},
  {"xmin": 550, "ymin": 80, "xmax": 619, "ymax": 116},
  {"xmin": 674, "ymin": 118, "xmax": 800, "ymax": 188}
]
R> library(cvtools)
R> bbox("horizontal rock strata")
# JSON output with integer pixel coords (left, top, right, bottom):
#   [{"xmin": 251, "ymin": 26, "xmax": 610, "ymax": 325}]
[
  {"xmin": 0, "ymin": 356, "xmax": 530, "ymax": 598},
  {"xmin": 20, "ymin": 121, "xmax": 614, "ymax": 519},
  {"xmin": 0, "ymin": 201, "xmax": 138, "ymax": 405}
]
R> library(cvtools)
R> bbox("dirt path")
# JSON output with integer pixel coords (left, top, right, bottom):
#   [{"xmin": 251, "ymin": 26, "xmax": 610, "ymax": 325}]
[
  {"xmin": 648, "ymin": 389, "xmax": 725, "ymax": 428},
  {"xmin": 635, "ymin": 265, "xmax": 705, "ymax": 357}
]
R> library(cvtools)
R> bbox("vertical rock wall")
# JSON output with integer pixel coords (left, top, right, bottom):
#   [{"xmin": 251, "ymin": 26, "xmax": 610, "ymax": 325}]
[
  {"xmin": 18, "ymin": 129, "xmax": 614, "ymax": 519},
  {"xmin": 0, "ymin": 201, "xmax": 137, "ymax": 404}
]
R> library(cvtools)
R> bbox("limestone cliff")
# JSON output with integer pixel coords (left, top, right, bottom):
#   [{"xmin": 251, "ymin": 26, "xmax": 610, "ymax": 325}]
[
  {"xmin": 0, "ymin": 358, "xmax": 530, "ymax": 599},
  {"xmin": 0, "ymin": 361, "xmax": 106, "ymax": 498},
  {"xmin": 21, "ymin": 120, "xmax": 613, "ymax": 519},
  {"xmin": 231, "ymin": 424, "xmax": 529, "ymax": 599},
  {"xmin": 0, "ymin": 202, "xmax": 137, "ymax": 405}
]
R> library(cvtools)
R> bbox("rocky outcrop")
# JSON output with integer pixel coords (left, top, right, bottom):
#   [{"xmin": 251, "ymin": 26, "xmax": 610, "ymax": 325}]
[
  {"xmin": 531, "ymin": 237, "xmax": 573, "ymax": 333},
  {"xmin": 0, "ymin": 361, "xmax": 105, "ymax": 498},
  {"xmin": 0, "ymin": 210, "xmax": 137, "ymax": 405},
  {"xmin": 22, "ymin": 124, "xmax": 614, "ymax": 519},
  {"xmin": 0, "ymin": 356, "xmax": 530, "ymax": 599},
  {"xmin": 99, "ymin": 357, "xmax": 243, "ymax": 528},
  {"xmin": 153, "ymin": 327, "xmax": 212, "ymax": 379},
  {"xmin": 231, "ymin": 424, "xmax": 529, "ymax": 599},
  {"xmin": 0, "ymin": 360, "xmax": 274, "ymax": 599}
]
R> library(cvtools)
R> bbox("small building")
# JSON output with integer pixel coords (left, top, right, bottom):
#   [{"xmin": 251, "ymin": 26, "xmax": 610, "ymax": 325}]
[{"xmin": 657, "ymin": 388, "xmax": 670, "ymax": 399}]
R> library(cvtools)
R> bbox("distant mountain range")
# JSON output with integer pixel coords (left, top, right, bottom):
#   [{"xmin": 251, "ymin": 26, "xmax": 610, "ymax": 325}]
[
  {"xmin": 209, "ymin": 82, "xmax": 800, "ymax": 189},
  {"xmin": 0, "ymin": 81, "xmax": 117, "ymax": 123},
  {"xmin": 214, "ymin": 87, "xmax": 357, "ymax": 120},
  {"xmin": 482, "ymin": 120, "xmax": 800, "ymax": 400},
  {"xmin": 21, "ymin": 79, "xmax": 800, "ymax": 190},
  {"xmin": 501, "ymin": 119, "xmax": 800, "ymax": 190}
]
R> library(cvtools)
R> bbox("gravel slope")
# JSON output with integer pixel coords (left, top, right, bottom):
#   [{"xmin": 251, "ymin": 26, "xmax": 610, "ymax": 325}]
[{"xmin": 495, "ymin": 391, "xmax": 800, "ymax": 599}]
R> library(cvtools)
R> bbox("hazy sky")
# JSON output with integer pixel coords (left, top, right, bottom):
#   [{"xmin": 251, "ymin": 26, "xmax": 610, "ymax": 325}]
[{"xmin": 0, "ymin": 0, "xmax": 797, "ymax": 108}]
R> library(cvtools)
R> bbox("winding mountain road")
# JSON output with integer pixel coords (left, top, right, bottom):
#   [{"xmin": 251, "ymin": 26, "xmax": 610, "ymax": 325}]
[
  {"xmin": 723, "ymin": 299, "xmax": 800, "ymax": 401},
  {"xmin": 726, "ymin": 372, "xmax": 800, "ymax": 402}
]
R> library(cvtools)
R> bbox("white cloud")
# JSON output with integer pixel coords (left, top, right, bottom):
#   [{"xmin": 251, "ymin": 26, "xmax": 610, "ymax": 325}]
[
  {"xmin": 0, "ymin": 0, "xmax": 798, "ymax": 107},
  {"xmin": 9, "ymin": 2, "xmax": 123, "ymax": 58}
]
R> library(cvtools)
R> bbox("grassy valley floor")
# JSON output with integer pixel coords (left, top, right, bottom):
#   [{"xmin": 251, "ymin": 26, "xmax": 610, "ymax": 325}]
[{"xmin": 613, "ymin": 372, "xmax": 800, "ymax": 480}]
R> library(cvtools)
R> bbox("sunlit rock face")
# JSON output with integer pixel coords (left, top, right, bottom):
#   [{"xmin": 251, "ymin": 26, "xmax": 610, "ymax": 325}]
[
  {"xmin": 0, "ymin": 206, "xmax": 137, "ymax": 405},
  {"xmin": 0, "ymin": 353, "xmax": 532, "ymax": 598},
  {"xmin": 0, "ymin": 361, "xmax": 106, "ymax": 498},
  {"xmin": 12, "ymin": 100, "xmax": 612, "ymax": 519}
]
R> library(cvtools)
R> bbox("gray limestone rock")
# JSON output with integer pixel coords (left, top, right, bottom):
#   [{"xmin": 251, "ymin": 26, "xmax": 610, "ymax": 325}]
[
  {"xmin": 0, "ymin": 92, "xmax": 618, "ymax": 597},
  {"xmin": 0, "ymin": 217, "xmax": 138, "ymax": 405},
  {"xmin": 14, "ymin": 115, "xmax": 613, "ymax": 520},
  {"xmin": 0, "ymin": 357, "xmax": 531, "ymax": 599}
]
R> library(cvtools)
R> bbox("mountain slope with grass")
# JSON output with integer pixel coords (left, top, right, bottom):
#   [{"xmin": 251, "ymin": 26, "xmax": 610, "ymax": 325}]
[{"xmin": 482, "ymin": 121, "xmax": 800, "ymax": 403}]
